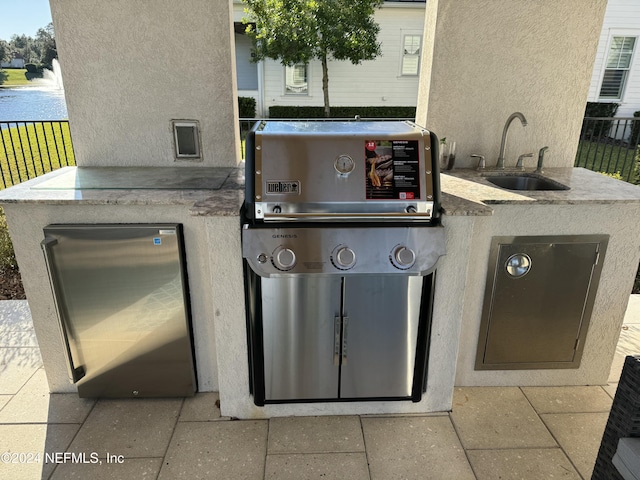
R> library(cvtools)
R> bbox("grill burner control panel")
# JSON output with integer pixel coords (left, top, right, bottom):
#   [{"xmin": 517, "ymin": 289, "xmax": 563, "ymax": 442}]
[{"xmin": 242, "ymin": 226, "xmax": 445, "ymax": 277}]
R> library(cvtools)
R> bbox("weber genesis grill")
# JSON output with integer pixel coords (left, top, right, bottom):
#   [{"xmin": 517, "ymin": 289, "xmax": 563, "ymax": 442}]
[{"xmin": 242, "ymin": 121, "xmax": 445, "ymax": 406}]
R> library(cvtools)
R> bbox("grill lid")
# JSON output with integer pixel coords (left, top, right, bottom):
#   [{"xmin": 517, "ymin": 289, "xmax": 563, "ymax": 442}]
[{"xmin": 245, "ymin": 121, "xmax": 441, "ymax": 223}]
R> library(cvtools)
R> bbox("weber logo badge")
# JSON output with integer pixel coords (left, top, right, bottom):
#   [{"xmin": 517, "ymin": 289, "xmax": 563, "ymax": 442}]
[{"xmin": 266, "ymin": 181, "xmax": 300, "ymax": 195}]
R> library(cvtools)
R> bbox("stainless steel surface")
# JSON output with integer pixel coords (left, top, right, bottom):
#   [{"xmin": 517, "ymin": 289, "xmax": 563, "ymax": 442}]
[
  {"xmin": 243, "ymin": 120, "xmax": 443, "ymax": 404},
  {"xmin": 496, "ymin": 112, "xmax": 528, "ymax": 169},
  {"xmin": 32, "ymin": 167, "xmax": 233, "ymax": 190},
  {"xmin": 536, "ymin": 146, "xmax": 549, "ymax": 174},
  {"xmin": 259, "ymin": 275, "xmax": 423, "ymax": 401},
  {"xmin": 249, "ymin": 121, "xmax": 436, "ymax": 222},
  {"xmin": 484, "ymin": 173, "xmax": 570, "ymax": 191},
  {"xmin": 262, "ymin": 277, "xmax": 341, "ymax": 400},
  {"xmin": 42, "ymin": 224, "xmax": 196, "ymax": 398},
  {"xmin": 243, "ymin": 225, "xmax": 445, "ymax": 277},
  {"xmin": 340, "ymin": 276, "xmax": 422, "ymax": 398},
  {"xmin": 476, "ymin": 235, "xmax": 608, "ymax": 370}
]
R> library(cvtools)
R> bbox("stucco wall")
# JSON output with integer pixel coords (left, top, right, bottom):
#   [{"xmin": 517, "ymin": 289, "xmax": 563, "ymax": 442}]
[
  {"xmin": 416, "ymin": 0, "xmax": 607, "ymax": 169},
  {"xmin": 3, "ymin": 203, "xmax": 218, "ymax": 394},
  {"xmin": 455, "ymin": 203, "xmax": 640, "ymax": 387},
  {"xmin": 49, "ymin": 0, "xmax": 240, "ymax": 167}
]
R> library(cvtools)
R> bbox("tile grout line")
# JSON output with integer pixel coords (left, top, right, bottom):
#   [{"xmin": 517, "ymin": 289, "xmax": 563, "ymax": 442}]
[
  {"xmin": 155, "ymin": 397, "xmax": 186, "ymax": 480},
  {"xmin": 447, "ymin": 411, "xmax": 479, "ymax": 480},
  {"xmin": 45, "ymin": 396, "xmax": 99, "ymax": 480},
  {"xmin": 357, "ymin": 416, "xmax": 371, "ymax": 480},
  {"xmin": 519, "ymin": 386, "xmax": 585, "ymax": 480},
  {"xmin": 263, "ymin": 418, "xmax": 270, "ymax": 480}
]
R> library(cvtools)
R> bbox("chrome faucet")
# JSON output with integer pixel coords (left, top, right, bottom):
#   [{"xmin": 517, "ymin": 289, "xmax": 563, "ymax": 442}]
[
  {"xmin": 535, "ymin": 146, "xmax": 549, "ymax": 174},
  {"xmin": 496, "ymin": 112, "xmax": 528, "ymax": 169}
]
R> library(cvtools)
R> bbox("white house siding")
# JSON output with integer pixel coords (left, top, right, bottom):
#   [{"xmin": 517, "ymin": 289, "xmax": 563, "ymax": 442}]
[
  {"xmin": 234, "ymin": 2, "xmax": 425, "ymax": 116},
  {"xmin": 588, "ymin": 0, "xmax": 640, "ymax": 118}
]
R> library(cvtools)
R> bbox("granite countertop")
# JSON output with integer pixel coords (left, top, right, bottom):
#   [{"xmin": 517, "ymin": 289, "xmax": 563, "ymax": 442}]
[
  {"xmin": 440, "ymin": 167, "xmax": 640, "ymax": 216},
  {"xmin": 2, "ymin": 165, "xmax": 638, "ymax": 218},
  {"xmin": 0, "ymin": 166, "xmax": 245, "ymax": 216}
]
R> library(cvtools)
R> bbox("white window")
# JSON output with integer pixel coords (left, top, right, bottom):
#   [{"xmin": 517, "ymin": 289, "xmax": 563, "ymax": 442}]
[
  {"xmin": 599, "ymin": 36, "xmax": 636, "ymax": 100},
  {"xmin": 285, "ymin": 64, "xmax": 308, "ymax": 95},
  {"xmin": 401, "ymin": 35, "xmax": 422, "ymax": 76}
]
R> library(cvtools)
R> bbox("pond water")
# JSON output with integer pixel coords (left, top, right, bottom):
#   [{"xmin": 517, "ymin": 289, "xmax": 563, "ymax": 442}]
[{"xmin": 0, "ymin": 86, "xmax": 68, "ymax": 121}]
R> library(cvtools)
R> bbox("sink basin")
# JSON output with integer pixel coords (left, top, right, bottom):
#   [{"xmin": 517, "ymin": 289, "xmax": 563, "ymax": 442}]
[{"xmin": 484, "ymin": 174, "xmax": 569, "ymax": 191}]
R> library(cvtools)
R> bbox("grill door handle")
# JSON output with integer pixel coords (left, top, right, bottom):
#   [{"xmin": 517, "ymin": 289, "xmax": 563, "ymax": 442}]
[
  {"xmin": 334, "ymin": 316, "xmax": 341, "ymax": 366},
  {"xmin": 342, "ymin": 316, "xmax": 349, "ymax": 365}
]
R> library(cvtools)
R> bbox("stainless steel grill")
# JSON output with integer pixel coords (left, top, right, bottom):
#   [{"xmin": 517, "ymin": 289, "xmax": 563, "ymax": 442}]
[{"xmin": 242, "ymin": 120, "xmax": 446, "ymax": 405}]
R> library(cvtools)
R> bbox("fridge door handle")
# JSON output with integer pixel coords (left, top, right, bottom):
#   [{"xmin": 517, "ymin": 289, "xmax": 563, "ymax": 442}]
[{"xmin": 41, "ymin": 237, "xmax": 85, "ymax": 384}]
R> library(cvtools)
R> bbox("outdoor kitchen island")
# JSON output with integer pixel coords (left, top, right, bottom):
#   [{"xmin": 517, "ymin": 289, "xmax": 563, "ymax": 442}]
[{"xmin": 1, "ymin": 165, "xmax": 640, "ymax": 419}]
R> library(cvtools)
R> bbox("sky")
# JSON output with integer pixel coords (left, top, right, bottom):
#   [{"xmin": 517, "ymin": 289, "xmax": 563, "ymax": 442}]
[{"xmin": 0, "ymin": 0, "xmax": 53, "ymax": 40}]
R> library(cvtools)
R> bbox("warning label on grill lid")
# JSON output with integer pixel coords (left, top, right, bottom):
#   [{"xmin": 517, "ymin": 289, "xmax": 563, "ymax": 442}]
[{"xmin": 365, "ymin": 140, "xmax": 420, "ymax": 200}]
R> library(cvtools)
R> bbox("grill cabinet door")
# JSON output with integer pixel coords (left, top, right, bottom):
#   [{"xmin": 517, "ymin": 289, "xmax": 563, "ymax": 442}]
[
  {"xmin": 261, "ymin": 276, "xmax": 341, "ymax": 401},
  {"xmin": 340, "ymin": 276, "xmax": 423, "ymax": 399}
]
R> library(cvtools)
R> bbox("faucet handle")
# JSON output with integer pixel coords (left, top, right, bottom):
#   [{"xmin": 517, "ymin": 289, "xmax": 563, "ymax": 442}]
[
  {"xmin": 535, "ymin": 146, "xmax": 549, "ymax": 174},
  {"xmin": 471, "ymin": 154, "xmax": 486, "ymax": 171},
  {"xmin": 516, "ymin": 153, "xmax": 534, "ymax": 170}
]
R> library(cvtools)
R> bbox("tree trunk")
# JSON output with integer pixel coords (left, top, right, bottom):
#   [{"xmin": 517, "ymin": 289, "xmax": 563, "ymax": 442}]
[{"xmin": 321, "ymin": 53, "xmax": 330, "ymax": 118}]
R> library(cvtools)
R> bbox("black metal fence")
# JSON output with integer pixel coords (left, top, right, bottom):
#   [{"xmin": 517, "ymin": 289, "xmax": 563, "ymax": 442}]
[
  {"xmin": 0, "ymin": 120, "xmax": 75, "ymax": 189},
  {"xmin": 2, "ymin": 117, "xmax": 638, "ymax": 188},
  {"xmin": 575, "ymin": 117, "xmax": 640, "ymax": 183}
]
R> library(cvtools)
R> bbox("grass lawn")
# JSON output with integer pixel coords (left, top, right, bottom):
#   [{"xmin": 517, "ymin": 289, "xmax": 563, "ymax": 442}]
[
  {"xmin": 575, "ymin": 139, "xmax": 639, "ymax": 183},
  {"xmin": 0, "ymin": 69, "xmax": 31, "ymax": 87},
  {"xmin": 0, "ymin": 123, "xmax": 75, "ymax": 189}
]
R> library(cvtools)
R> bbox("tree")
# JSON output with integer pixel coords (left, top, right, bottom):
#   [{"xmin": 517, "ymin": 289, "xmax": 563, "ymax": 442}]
[
  {"xmin": 35, "ymin": 23, "xmax": 57, "ymax": 68},
  {"xmin": 243, "ymin": 0, "xmax": 383, "ymax": 117},
  {"xmin": 0, "ymin": 40, "xmax": 9, "ymax": 65}
]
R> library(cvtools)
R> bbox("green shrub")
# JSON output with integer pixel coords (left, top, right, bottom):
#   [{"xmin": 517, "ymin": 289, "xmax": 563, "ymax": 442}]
[
  {"xmin": 599, "ymin": 171, "xmax": 623, "ymax": 180},
  {"xmin": 585, "ymin": 102, "xmax": 619, "ymax": 117},
  {"xmin": 0, "ymin": 208, "xmax": 17, "ymax": 271},
  {"xmin": 583, "ymin": 102, "xmax": 620, "ymax": 138},
  {"xmin": 268, "ymin": 105, "xmax": 416, "ymax": 119},
  {"xmin": 238, "ymin": 96, "xmax": 257, "ymax": 118},
  {"xmin": 24, "ymin": 63, "xmax": 38, "ymax": 74}
]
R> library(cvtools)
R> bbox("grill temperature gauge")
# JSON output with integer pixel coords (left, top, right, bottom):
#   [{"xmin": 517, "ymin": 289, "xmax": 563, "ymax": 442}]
[{"xmin": 334, "ymin": 155, "xmax": 355, "ymax": 175}]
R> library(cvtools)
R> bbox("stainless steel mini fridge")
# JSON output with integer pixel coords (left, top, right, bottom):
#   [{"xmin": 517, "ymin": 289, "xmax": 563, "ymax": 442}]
[{"xmin": 42, "ymin": 224, "xmax": 196, "ymax": 398}]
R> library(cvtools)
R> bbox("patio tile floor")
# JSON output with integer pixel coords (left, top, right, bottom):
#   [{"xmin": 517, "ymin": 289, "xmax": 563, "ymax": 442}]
[{"xmin": 0, "ymin": 297, "xmax": 638, "ymax": 480}]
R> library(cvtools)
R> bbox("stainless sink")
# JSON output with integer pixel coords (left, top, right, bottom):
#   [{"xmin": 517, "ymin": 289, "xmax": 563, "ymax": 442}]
[{"xmin": 484, "ymin": 174, "xmax": 569, "ymax": 191}]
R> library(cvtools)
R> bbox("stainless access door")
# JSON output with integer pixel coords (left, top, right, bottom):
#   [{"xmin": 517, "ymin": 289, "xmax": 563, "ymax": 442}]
[
  {"xmin": 261, "ymin": 276, "xmax": 342, "ymax": 401},
  {"xmin": 42, "ymin": 224, "xmax": 196, "ymax": 398},
  {"xmin": 476, "ymin": 235, "xmax": 607, "ymax": 370},
  {"xmin": 340, "ymin": 276, "xmax": 423, "ymax": 399}
]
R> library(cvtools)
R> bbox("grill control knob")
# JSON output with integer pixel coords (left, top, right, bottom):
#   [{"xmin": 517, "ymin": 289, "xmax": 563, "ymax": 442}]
[
  {"xmin": 272, "ymin": 246, "xmax": 296, "ymax": 271},
  {"xmin": 390, "ymin": 245, "xmax": 416, "ymax": 270},
  {"xmin": 331, "ymin": 245, "xmax": 356, "ymax": 270}
]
